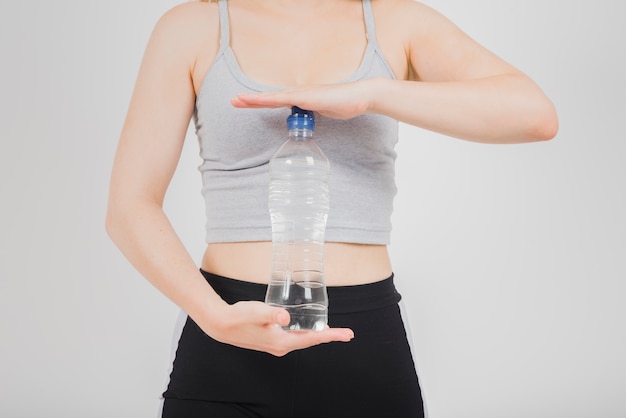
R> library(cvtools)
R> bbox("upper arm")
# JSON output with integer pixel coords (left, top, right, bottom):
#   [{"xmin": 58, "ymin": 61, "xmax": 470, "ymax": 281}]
[
  {"xmin": 109, "ymin": 3, "xmax": 216, "ymax": 206},
  {"xmin": 401, "ymin": 2, "xmax": 521, "ymax": 82}
]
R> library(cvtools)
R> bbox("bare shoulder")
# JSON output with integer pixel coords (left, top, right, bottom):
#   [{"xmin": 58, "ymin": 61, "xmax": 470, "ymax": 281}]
[
  {"xmin": 146, "ymin": 2, "xmax": 220, "ymax": 89},
  {"xmin": 374, "ymin": 0, "xmax": 517, "ymax": 81},
  {"xmin": 374, "ymin": 0, "xmax": 457, "ymax": 37},
  {"xmin": 159, "ymin": 2, "xmax": 217, "ymax": 25},
  {"xmin": 151, "ymin": 2, "xmax": 218, "ymax": 45},
  {"xmin": 388, "ymin": 0, "xmax": 478, "ymax": 53},
  {"xmin": 374, "ymin": 0, "xmax": 435, "ymax": 15},
  {"xmin": 370, "ymin": 0, "xmax": 441, "ymax": 79}
]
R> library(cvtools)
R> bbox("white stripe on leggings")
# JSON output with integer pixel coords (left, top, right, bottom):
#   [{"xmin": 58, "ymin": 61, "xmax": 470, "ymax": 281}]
[{"xmin": 157, "ymin": 309, "xmax": 188, "ymax": 418}]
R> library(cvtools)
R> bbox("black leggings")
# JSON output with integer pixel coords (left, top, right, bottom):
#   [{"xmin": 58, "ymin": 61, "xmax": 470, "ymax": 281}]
[{"xmin": 162, "ymin": 270, "xmax": 425, "ymax": 418}]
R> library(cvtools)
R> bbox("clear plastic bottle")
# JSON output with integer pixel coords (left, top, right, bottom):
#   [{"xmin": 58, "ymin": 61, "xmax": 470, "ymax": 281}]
[{"xmin": 265, "ymin": 106, "xmax": 330, "ymax": 331}]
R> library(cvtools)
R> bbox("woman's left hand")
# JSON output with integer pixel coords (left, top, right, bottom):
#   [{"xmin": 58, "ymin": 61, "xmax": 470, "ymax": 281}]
[{"xmin": 231, "ymin": 79, "xmax": 381, "ymax": 120}]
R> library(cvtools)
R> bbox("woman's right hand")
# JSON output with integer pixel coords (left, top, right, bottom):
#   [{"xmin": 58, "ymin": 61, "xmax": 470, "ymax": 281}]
[{"xmin": 202, "ymin": 301, "xmax": 354, "ymax": 357}]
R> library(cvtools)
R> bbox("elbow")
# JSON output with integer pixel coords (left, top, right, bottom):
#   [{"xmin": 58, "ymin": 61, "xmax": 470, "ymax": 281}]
[
  {"xmin": 105, "ymin": 197, "xmax": 131, "ymax": 244},
  {"xmin": 105, "ymin": 203, "xmax": 121, "ymax": 243},
  {"xmin": 504, "ymin": 75, "xmax": 559, "ymax": 143},
  {"xmin": 512, "ymin": 96, "xmax": 558, "ymax": 143},
  {"xmin": 105, "ymin": 194, "xmax": 163, "ymax": 243},
  {"xmin": 531, "ymin": 100, "xmax": 559, "ymax": 141}
]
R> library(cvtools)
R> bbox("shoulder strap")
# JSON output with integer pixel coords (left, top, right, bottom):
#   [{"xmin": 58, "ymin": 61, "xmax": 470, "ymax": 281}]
[
  {"xmin": 218, "ymin": 0, "xmax": 230, "ymax": 48},
  {"xmin": 362, "ymin": 0, "xmax": 377, "ymax": 43}
]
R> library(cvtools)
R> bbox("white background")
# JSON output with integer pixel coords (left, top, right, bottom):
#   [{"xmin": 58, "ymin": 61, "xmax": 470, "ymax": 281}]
[{"xmin": 1, "ymin": 0, "xmax": 624, "ymax": 417}]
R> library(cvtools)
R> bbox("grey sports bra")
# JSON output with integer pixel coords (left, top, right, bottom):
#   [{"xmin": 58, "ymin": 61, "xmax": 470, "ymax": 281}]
[{"xmin": 195, "ymin": 0, "xmax": 399, "ymax": 244}]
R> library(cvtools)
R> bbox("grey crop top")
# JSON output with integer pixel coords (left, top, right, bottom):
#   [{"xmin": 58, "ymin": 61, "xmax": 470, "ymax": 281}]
[{"xmin": 195, "ymin": 0, "xmax": 399, "ymax": 244}]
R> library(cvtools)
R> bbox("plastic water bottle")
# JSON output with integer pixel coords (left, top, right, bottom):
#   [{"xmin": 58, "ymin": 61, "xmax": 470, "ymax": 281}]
[{"xmin": 265, "ymin": 106, "xmax": 330, "ymax": 331}]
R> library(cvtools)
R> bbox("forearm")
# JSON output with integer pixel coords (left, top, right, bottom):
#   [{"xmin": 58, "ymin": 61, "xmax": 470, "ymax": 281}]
[
  {"xmin": 368, "ymin": 75, "xmax": 558, "ymax": 144},
  {"xmin": 105, "ymin": 199, "xmax": 355, "ymax": 354},
  {"xmin": 105, "ymin": 200, "xmax": 227, "ymax": 328}
]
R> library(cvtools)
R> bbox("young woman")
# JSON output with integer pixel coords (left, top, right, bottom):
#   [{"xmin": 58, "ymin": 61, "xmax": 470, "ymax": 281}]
[{"xmin": 106, "ymin": 0, "xmax": 558, "ymax": 416}]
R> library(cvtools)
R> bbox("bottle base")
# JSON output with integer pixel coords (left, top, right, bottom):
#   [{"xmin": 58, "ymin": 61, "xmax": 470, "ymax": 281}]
[{"xmin": 271, "ymin": 304, "xmax": 328, "ymax": 331}]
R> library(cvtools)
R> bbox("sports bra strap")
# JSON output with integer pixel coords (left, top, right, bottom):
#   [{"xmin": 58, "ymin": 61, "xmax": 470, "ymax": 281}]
[
  {"xmin": 362, "ymin": 0, "xmax": 377, "ymax": 45},
  {"xmin": 217, "ymin": 0, "xmax": 230, "ymax": 50}
]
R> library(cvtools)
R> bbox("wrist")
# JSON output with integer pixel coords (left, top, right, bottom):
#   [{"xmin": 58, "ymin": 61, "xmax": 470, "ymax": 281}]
[
  {"xmin": 363, "ymin": 77, "xmax": 393, "ymax": 115},
  {"xmin": 181, "ymin": 278, "xmax": 230, "ymax": 335}
]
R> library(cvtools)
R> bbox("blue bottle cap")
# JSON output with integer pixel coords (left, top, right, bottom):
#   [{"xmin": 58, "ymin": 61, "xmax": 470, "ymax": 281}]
[{"xmin": 287, "ymin": 106, "xmax": 315, "ymax": 130}]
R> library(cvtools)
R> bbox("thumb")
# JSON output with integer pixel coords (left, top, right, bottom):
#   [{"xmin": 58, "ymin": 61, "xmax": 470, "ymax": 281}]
[{"xmin": 269, "ymin": 306, "xmax": 290, "ymax": 327}]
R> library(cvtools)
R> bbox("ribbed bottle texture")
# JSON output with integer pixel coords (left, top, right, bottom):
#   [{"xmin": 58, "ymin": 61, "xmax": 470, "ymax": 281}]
[{"xmin": 265, "ymin": 107, "xmax": 330, "ymax": 331}]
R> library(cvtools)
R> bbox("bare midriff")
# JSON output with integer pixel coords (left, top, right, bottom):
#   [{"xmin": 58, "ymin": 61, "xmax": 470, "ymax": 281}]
[{"xmin": 201, "ymin": 242, "xmax": 392, "ymax": 287}]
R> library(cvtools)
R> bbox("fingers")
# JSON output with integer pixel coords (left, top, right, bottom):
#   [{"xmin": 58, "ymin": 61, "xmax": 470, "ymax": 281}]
[
  {"xmin": 272, "ymin": 307, "xmax": 291, "ymax": 327},
  {"xmin": 283, "ymin": 327, "xmax": 355, "ymax": 350},
  {"xmin": 262, "ymin": 305, "xmax": 354, "ymax": 344},
  {"xmin": 219, "ymin": 301, "xmax": 354, "ymax": 357},
  {"xmin": 268, "ymin": 327, "xmax": 355, "ymax": 357},
  {"xmin": 232, "ymin": 85, "xmax": 331, "ymax": 113},
  {"xmin": 248, "ymin": 301, "xmax": 289, "ymax": 326},
  {"xmin": 230, "ymin": 82, "xmax": 369, "ymax": 120},
  {"xmin": 315, "ymin": 327, "xmax": 355, "ymax": 343},
  {"xmin": 231, "ymin": 92, "xmax": 289, "ymax": 109}
]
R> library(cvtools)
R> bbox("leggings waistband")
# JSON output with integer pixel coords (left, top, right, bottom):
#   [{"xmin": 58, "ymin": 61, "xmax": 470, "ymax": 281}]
[{"xmin": 199, "ymin": 269, "xmax": 401, "ymax": 315}]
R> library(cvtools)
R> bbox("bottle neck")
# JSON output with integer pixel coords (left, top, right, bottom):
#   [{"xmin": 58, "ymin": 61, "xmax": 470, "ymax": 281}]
[{"xmin": 288, "ymin": 128, "xmax": 314, "ymax": 140}]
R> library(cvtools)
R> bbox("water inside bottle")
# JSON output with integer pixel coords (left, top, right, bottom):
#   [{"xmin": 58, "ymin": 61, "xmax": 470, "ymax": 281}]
[
  {"xmin": 281, "ymin": 303, "xmax": 327, "ymax": 331},
  {"xmin": 266, "ymin": 277, "xmax": 328, "ymax": 331}
]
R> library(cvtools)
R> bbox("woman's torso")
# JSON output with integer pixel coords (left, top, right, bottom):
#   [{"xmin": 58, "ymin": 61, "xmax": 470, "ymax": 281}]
[
  {"xmin": 186, "ymin": 0, "xmax": 412, "ymax": 285},
  {"xmin": 202, "ymin": 242, "xmax": 392, "ymax": 285}
]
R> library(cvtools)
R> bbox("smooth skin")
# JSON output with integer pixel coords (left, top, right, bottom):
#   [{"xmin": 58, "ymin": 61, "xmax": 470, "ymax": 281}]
[{"xmin": 106, "ymin": 0, "xmax": 557, "ymax": 357}]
